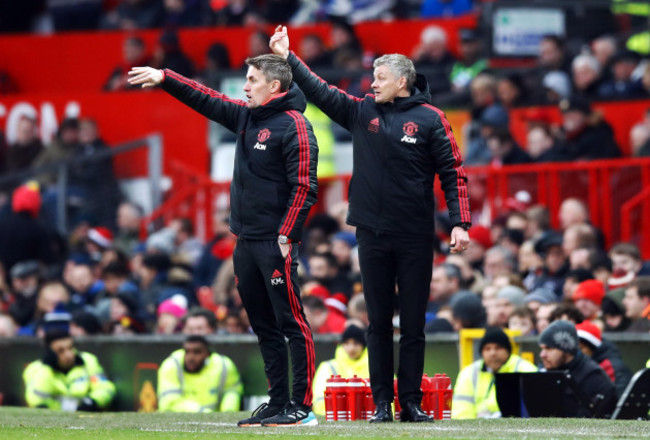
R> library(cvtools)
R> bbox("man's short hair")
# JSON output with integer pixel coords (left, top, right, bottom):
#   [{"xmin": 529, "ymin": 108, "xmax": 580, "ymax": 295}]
[
  {"xmin": 245, "ymin": 54, "xmax": 292, "ymax": 92},
  {"xmin": 185, "ymin": 335, "xmax": 209, "ymax": 348},
  {"xmin": 628, "ymin": 276, "xmax": 650, "ymax": 299},
  {"xmin": 184, "ymin": 308, "xmax": 218, "ymax": 331},
  {"xmin": 302, "ymin": 294, "xmax": 327, "ymax": 312},
  {"xmin": 610, "ymin": 242, "xmax": 641, "ymax": 261},
  {"xmin": 436, "ymin": 263, "xmax": 461, "ymax": 281},
  {"xmin": 310, "ymin": 251, "xmax": 337, "ymax": 268},
  {"xmin": 549, "ymin": 304, "xmax": 584, "ymax": 324},
  {"xmin": 373, "ymin": 54, "xmax": 416, "ymax": 90}
]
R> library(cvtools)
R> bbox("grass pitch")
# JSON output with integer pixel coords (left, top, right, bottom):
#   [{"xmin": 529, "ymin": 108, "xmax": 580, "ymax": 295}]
[{"xmin": 0, "ymin": 407, "xmax": 648, "ymax": 440}]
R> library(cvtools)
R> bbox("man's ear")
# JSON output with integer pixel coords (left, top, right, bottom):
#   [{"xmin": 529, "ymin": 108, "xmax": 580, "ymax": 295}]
[
  {"xmin": 399, "ymin": 76, "xmax": 407, "ymax": 91},
  {"xmin": 270, "ymin": 79, "xmax": 282, "ymax": 94}
]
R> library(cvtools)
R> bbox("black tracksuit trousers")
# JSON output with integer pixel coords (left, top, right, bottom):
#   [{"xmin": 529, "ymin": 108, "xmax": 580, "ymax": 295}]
[
  {"xmin": 233, "ymin": 238, "xmax": 315, "ymax": 408},
  {"xmin": 356, "ymin": 227, "xmax": 434, "ymax": 407}
]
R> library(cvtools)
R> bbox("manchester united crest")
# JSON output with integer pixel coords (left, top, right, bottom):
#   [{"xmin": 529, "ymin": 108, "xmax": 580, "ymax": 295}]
[
  {"xmin": 257, "ymin": 128, "xmax": 271, "ymax": 142},
  {"xmin": 403, "ymin": 122, "xmax": 418, "ymax": 137}
]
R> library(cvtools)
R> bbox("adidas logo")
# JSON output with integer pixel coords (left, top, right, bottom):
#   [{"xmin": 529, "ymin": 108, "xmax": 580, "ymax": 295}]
[
  {"xmin": 368, "ymin": 117, "xmax": 379, "ymax": 132},
  {"xmin": 271, "ymin": 269, "xmax": 285, "ymax": 286}
]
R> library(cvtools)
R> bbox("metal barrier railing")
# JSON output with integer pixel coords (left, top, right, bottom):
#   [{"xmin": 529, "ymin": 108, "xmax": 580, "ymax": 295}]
[
  {"xmin": 0, "ymin": 134, "xmax": 163, "ymax": 235},
  {"xmin": 147, "ymin": 157, "xmax": 650, "ymax": 256}
]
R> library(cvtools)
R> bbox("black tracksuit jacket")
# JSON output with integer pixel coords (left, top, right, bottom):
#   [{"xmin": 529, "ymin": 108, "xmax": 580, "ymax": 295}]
[
  {"xmin": 287, "ymin": 52, "xmax": 470, "ymax": 236},
  {"xmin": 160, "ymin": 70, "xmax": 318, "ymax": 242}
]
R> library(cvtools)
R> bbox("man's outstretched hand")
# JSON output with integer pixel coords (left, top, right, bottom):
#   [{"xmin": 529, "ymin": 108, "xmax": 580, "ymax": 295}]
[
  {"xmin": 269, "ymin": 25, "xmax": 290, "ymax": 59},
  {"xmin": 127, "ymin": 67, "xmax": 164, "ymax": 88}
]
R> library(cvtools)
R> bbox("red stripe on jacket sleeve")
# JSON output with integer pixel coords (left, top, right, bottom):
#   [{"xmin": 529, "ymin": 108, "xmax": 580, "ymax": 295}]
[
  {"xmin": 292, "ymin": 51, "xmax": 366, "ymax": 103},
  {"xmin": 165, "ymin": 70, "xmax": 248, "ymax": 107},
  {"xmin": 280, "ymin": 111, "xmax": 311, "ymax": 236},
  {"xmin": 423, "ymin": 103, "xmax": 471, "ymax": 223}
]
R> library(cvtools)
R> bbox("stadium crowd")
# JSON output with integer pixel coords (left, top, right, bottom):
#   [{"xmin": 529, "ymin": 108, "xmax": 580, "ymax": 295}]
[{"xmin": 0, "ymin": 0, "xmax": 649, "ymax": 418}]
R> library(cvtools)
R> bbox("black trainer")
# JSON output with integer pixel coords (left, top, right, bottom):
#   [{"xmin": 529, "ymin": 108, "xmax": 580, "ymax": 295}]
[
  {"xmin": 261, "ymin": 400, "xmax": 318, "ymax": 426},
  {"xmin": 237, "ymin": 403, "xmax": 282, "ymax": 427}
]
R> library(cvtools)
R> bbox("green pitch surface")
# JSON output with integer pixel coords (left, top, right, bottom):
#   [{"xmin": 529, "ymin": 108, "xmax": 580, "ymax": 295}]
[{"xmin": 0, "ymin": 407, "xmax": 648, "ymax": 440}]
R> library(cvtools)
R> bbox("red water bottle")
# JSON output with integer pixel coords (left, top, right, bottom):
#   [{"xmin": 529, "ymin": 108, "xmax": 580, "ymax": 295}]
[
  {"xmin": 363, "ymin": 382, "xmax": 375, "ymax": 420},
  {"xmin": 347, "ymin": 375, "xmax": 366, "ymax": 420},
  {"xmin": 325, "ymin": 375, "xmax": 348, "ymax": 421},
  {"xmin": 441, "ymin": 373, "xmax": 453, "ymax": 420},
  {"xmin": 420, "ymin": 374, "xmax": 434, "ymax": 417},
  {"xmin": 393, "ymin": 378, "xmax": 401, "ymax": 420}
]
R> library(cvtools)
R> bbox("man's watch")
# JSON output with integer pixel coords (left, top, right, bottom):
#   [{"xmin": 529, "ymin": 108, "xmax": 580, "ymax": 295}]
[
  {"xmin": 456, "ymin": 222, "xmax": 471, "ymax": 231},
  {"xmin": 278, "ymin": 235, "xmax": 290, "ymax": 245}
]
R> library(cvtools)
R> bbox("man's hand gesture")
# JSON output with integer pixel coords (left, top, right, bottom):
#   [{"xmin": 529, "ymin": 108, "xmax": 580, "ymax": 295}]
[
  {"xmin": 127, "ymin": 67, "xmax": 164, "ymax": 88},
  {"xmin": 269, "ymin": 25, "xmax": 290, "ymax": 60}
]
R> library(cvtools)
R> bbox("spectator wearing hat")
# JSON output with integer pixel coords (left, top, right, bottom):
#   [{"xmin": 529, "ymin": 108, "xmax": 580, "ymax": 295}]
[
  {"xmin": 493, "ymin": 285, "xmax": 526, "ymax": 328},
  {"xmin": 623, "ymin": 276, "xmax": 650, "ymax": 332},
  {"xmin": 525, "ymin": 287, "xmax": 558, "ymax": 314},
  {"xmin": 157, "ymin": 335, "xmax": 242, "ymax": 413},
  {"xmin": 598, "ymin": 50, "xmax": 646, "ymax": 99},
  {"xmin": 542, "ymin": 70, "xmax": 572, "ymax": 104},
  {"xmin": 450, "ymin": 291, "xmax": 487, "ymax": 331},
  {"xmin": 312, "ymin": 325, "xmax": 370, "ymax": 415},
  {"xmin": 452, "ymin": 327, "xmax": 537, "ymax": 419},
  {"xmin": 70, "ymin": 310, "xmax": 102, "ymax": 336},
  {"xmin": 601, "ymin": 288, "xmax": 631, "ymax": 332},
  {"xmin": 0, "ymin": 183, "xmax": 52, "ymax": 278},
  {"xmin": 450, "ymin": 28, "xmax": 487, "ymax": 95},
  {"xmin": 558, "ymin": 96, "xmax": 621, "ymax": 161},
  {"xmin": 302, "ymin": 295, "xmax": 346, "ymax": 334},
  {"xmin": 7, "ymin": 260, "xmax": 41, "ymax": 327},
  {"xmin": 86, "ymin": 227, "xmax": 114, "ymax": 264},
  {"xmin": 576, "ymin": 321, "xmax": 632, "ymax": 398},
  {"xmin": 538, "ymin": 320, "xmax": 616, "ymax": 418},
  {"xmin": 331, "ymin": 231, "xmax": 357, "ymax": 278},
  {"xmin": 466, "ymin": 226, "xmax": 492, "ymax": 273},
  {"xmin": 23, "ymin": 328, "xmax": 115, "ymax": 411},
  {"xmin": 156, "ymin": 294, "xmax": 188, "ymax": 334},
  {"xmin": 572, "ymin": 279, "xmax": 605, "ymax": 325}
]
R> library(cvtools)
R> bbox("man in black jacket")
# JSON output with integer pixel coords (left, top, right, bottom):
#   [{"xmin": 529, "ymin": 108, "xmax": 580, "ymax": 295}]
[
  {"xmin": 539, "ymin": 320, "xmax": 617, "ymax": 418},
  {"xmin": 270, "ymin": 26, "xmax": 471, "ymax": 423},
  {"xmin": 128, "ymin": 54, "xmax": 319, "ymax": 427}
]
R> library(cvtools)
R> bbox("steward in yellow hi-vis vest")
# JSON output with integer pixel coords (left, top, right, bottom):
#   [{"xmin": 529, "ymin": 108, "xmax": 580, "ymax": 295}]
[
  {"xmin": 452, "ymin": 327, "xmax": 537, "ymax": 419},
  {"xmin": 23, "ymin": 329, "xmax": 115, "ymax": 411},
  {"xmin": 312, "ymin": 325, "xmax": 370, "ymax": 415},
  {"xmin": 157, "ymin": 335, "xmax": 243, "ymax": 412}
]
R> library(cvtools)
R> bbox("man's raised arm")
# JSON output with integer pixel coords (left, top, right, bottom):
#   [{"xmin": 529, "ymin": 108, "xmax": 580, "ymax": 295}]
[
  {"xmin": 128, "ymin": 67, "xmax": 247, "ymax": 133},
  {"xmin": 269, "ymin": 26, "xmax": 360, "ymax": 130}
]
